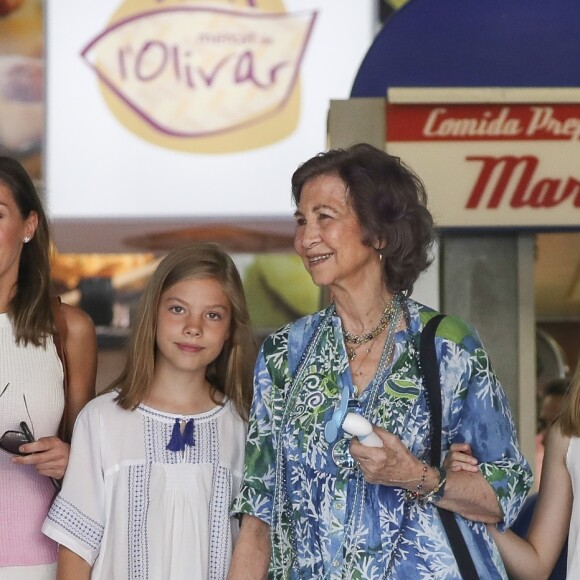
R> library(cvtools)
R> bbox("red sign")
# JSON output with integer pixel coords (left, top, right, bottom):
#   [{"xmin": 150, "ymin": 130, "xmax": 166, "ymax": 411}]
[
  {"xmin": 385, "ymin": 93, "xmax": 580, "ymax": 228},
  {"xmin": 387, "ymin": 104, "xmax": 580, "ymax": 142}
]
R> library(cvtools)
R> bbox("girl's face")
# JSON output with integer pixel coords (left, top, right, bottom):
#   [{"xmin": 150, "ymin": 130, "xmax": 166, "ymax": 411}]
[
  {"xmin": 155, "ymin": 277, "xmax": 232, "ymax": 379},
  {"xmin": 0, "ymin": 182, "xmax": 37, "ymax": 290}
]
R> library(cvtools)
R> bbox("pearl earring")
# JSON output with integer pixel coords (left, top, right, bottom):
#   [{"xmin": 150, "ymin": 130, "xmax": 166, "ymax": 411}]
[{"xmin": 23, "ymin": 236, "xmax": 31, "ymax": 243}]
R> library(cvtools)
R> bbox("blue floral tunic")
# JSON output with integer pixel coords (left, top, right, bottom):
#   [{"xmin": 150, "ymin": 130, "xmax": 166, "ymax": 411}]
[{"xmin": 232, "ymin": 299, "xmax": 532, "ymax": 579}]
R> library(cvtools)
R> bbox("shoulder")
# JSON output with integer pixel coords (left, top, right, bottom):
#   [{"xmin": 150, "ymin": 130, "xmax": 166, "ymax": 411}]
[
  {"xmin": 410, "ymin": 300, "xmax": 480, "ymax": 349},
  {"xmin": 261, "ymin": 306, "xmax": 332, "ymax": 369},
  {"xmin": 224, "ymin": 399, "xmax": 248, "ymax": 428},
  {"xmin": 71, "ymin": 392, "xmax": 130, "ymax": 445},
  {"xmin": 407, "ymin": 300, "xmax": 483, "ymax": 354},
  {"xmin": 60, "ymin": 302, "xmax": 96, "ymax": 341},
  {"xmin": 435, "ymin": 316, "xmax": 478, "ymax": 346},
  {"xmin": 262, "ymin": 307, "xmax": 327, "ymax": 351},
  {"xmin": 79, "ymin": 390, "xmax": 122, "ymax": 419}
]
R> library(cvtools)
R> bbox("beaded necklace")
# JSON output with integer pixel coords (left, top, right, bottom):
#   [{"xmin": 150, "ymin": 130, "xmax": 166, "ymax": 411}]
[
  {"xmin": 342, "ymin": 297, "xmax": 398, "ymax": 361},
  {"xmin": 339, "ymin": 295, "xmax": 404, "ymax": 578}
]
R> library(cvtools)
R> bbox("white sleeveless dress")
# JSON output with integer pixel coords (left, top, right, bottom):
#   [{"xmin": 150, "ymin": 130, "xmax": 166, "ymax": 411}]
[{"xmin": 0, "ymin": 312, "xmax": 64, "ymax": 579}]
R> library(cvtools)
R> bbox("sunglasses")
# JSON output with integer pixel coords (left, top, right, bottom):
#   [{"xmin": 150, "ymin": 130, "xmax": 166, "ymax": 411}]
[
  {"xmin": 0, "ymin": 420, "xmax": 61, "ymax": 491},
  {"xmin": 0, "ymin": 420, "xmax": 35, "ymax": 455}
]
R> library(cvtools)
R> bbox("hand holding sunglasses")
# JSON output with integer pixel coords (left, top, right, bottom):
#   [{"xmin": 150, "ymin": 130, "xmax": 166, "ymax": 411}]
[{"xmin": 0, "ymin": 421, "xmax": 62, "ymax": 491}]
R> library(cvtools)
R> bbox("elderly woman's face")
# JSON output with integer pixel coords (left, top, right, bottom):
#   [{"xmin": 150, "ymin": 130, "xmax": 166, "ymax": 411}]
[{"xmin": 293, "ymin": 173, "xmax": 379, "ymax": 291}]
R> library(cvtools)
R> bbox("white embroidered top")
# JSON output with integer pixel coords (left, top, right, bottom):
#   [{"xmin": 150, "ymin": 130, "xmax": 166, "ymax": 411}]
[{"xmin": 42, "ymin": 391, "xmax": 246, "ymax": 580}]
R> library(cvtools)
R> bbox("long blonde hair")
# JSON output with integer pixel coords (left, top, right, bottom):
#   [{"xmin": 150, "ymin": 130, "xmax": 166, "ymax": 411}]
[
  {"xmin": 109, "ymin": 243, "xmax": 257, "ymax": 420},
  {"xmin": 558, "ymin": 362, "xmax": 580, "ymax": 436}
]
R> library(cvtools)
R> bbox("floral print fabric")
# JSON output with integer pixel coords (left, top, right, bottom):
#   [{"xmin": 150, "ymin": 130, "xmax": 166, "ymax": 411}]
[{"xmin": 232, "ymin": 300, "xmax": 532, "ymax": 579}]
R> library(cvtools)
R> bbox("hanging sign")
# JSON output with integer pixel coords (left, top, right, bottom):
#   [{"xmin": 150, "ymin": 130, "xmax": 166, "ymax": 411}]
[
  {"xmin": 81, "ymin": 2, "xmax": 316, "ymax": 150},
  {"xmin": 45, "ymin": 0, "xmax": 374, "ymax": 222},
  {"xmin": 386, "ymin": 88, "xmax": 580, "ymax": 228}
]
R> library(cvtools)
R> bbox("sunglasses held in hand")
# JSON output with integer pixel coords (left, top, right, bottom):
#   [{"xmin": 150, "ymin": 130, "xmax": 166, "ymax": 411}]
[
  {"xmin": 0, "ymin": 421, "xmax": 62, "ymax": 491},
  {"xmin": 0, "ymin": 420, "xmax": 34, "ymax": 454}
]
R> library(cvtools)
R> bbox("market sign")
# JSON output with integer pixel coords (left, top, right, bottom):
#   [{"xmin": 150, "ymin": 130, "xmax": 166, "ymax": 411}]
[
  {"xmin": 45, "ymin": 0, "xmax": 374, "ymax": 221},
  {"xmin": 81, "ymin": 4, "xmax": 315, "ymax": 148},
  {"xmin": 386, "ymin": 88, "xmax": 580, "ymax": 228}
]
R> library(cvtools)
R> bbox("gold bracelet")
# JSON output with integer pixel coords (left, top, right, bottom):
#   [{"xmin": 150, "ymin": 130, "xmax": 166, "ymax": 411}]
[
  {"xmin": 419, "ymin": 466, "xmax": 448, "ymax": 505},
  {"xmin": 404, "ymin": 465, "xmax": 447, "ymax": 505},
  {"xmin": 404, "ymin": 460, "xmax": 429, "ymax": 501}
]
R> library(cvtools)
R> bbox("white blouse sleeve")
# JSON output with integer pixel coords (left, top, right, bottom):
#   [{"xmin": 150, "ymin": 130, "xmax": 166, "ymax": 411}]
[{"xmin": 42, "ymin": 400, "xmax": 105, "ymax": 565}]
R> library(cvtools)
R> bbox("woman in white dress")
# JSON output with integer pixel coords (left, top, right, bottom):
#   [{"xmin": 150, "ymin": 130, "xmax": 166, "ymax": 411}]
[
  {"xmin": 43, "ymin": 243, "xmax": 257, "ymax": 580},
  {"xmin": 0, "ymin": 156, "xmax": 97, "ymax": 580}
]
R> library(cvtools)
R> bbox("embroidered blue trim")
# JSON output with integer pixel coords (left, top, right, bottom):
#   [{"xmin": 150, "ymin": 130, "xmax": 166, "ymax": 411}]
[{"xmin": 47, "ymin": 495, "xmax": 104, "ymax": 550}]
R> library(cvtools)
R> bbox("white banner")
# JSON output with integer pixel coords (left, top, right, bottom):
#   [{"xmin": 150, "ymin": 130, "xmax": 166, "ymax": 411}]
[{"xmin": 46, "ymin": 0, "xmax": 374, "ymax": 220}]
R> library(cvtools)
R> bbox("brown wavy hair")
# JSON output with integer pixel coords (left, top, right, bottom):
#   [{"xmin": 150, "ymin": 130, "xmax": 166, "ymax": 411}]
[
  {"xmin": 291, "ymin": 143, "xmax": 434, "ymax": 296},
  {"xmin": 0, "ymin": 156, "xmax": 53, "ymax": 345},
  {"xmin": 110, "ymin": 243, "xmax": 256, "ymax": 420}
]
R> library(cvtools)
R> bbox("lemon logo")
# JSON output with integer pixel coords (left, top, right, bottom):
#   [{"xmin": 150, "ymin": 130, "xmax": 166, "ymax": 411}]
[{"xmin": 81, "ymin": 0, "xmax": 316, "ymax": 153}]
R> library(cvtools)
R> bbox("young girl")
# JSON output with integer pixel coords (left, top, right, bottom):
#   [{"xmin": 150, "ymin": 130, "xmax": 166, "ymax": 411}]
[
  {"xmin": 446, "ymin": 360, "xmax": 580, "ymax": 579},
  {"xmin": 42, "ymin": 243, "xmax": 257, "ymax": 580}
]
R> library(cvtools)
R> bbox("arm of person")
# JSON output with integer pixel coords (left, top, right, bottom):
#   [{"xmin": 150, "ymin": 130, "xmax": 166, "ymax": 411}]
[
  {"xmin": 441, "ymin": 318, "xmax": 532, "ymax": 527},
  {"xmin": 351, "ymin": 428, "xmax": 502, "ymax": 522},
  {"xmin": 436, "ymin": 469, "xmax": 501, "ymax": 522},
  {"xmin": 13, "ymin": 304, "xmax": 97, "ymax": 479},
  {"xmin": 42, "ymin": 399, "xmax": 106, "ymax": 568},
  {"xmin": 352, "ymin": 317, "xmax": 531, "ymax": 524},
  {"xmin": 229, "ymin": 341, "xmax": 280, "ymax": 578},
  {"xmin": 57, "ymin": 546, "xmax": 92, "ymax": 580},
  {"xmin": 488, "ymin": 424, "xmax": 572, "ymax": 579},
  {"xmin": 445, "ymin": 430, "xmax": 571, "ymax": 579},
  {"xmin": 60, "ymin": 302, "xmax": 98, "ymax": 439},
  {"xmin": 227, "ymin": 515, "xmax": 270, "ymax": 580}
]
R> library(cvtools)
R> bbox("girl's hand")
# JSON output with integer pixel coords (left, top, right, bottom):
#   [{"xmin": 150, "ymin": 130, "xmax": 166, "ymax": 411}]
[
  {"xmin": 444, "ymin": 442, "xmax": 479, "ymax": 473},
  {"xmin": 13, "ymin": 436, "xmax": 70, "ymax": 479}
]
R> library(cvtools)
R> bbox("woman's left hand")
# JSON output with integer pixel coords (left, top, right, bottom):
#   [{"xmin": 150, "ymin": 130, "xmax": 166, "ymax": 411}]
[
  {"xmin": 12, "ymin": 436, "xmax": 70, "ymax": 480},
  {"xmin": 350, "ymin": 425, "xmax": 430, "ymax": 488},
  {"xmin": 350, "ymin": 425, "xmax": 503, "ymax": 522}
]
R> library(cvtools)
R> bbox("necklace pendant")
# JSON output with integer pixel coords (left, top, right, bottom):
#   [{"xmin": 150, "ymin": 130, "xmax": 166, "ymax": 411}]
[{"xmin": 348, "ymin": 348, "xmax": 357, "ymax": 361}]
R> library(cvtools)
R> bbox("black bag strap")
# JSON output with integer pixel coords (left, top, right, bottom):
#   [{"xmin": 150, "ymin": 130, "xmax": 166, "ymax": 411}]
[{"xmin": 420, "ymin": 314, "xmax": 480, "ymax": 580}]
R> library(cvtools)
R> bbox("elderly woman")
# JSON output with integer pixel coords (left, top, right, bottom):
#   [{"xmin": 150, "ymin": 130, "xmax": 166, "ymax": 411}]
[{"xmin": 228, "ymin": 143, "xmax": 532, "ymax": 579}]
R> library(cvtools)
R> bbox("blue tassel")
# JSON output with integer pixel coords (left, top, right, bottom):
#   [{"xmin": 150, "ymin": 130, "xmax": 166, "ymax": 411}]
[
  {"xmin": 183, "ymin": 419, "xmax": 195, "ymax": 447},
  {"xmin": 166, "ymin": 419, "xmax": 183, "ymax": 451},
  {"xmin": 166, "ymin": 418, "xmax": 196, "ymax": 452}
]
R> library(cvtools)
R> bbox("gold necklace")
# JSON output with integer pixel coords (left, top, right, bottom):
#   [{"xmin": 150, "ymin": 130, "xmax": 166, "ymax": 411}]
[
  {"xmin": 342, "ymin": 298, "xmax": 398, "ymax": 361},
  {"xmin": 351, "ymin": 339, "xmax": 375, "ymax": 396}
]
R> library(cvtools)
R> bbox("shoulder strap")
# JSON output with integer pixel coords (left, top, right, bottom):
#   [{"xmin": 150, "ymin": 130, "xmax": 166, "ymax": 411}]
[
  {"xmin": 420, "ymin": 314, "xmax": 480, "ymax": 580},
  {"xmin": 51, "ymin": 297, "xmax": 70, "ymax": 442},
  {"xmin": 420, "ymin": 314, "xmax": 446, "ymax": 466}
]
